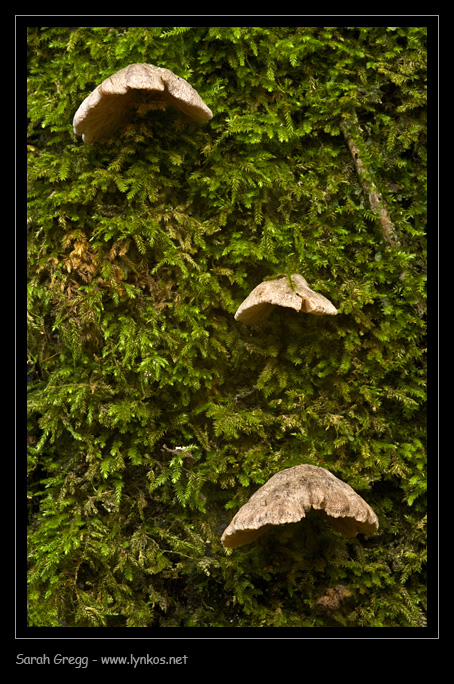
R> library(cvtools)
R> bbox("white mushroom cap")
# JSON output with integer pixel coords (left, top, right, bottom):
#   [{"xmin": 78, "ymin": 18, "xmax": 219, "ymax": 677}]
[
  {"xmin": 234, "ymin": 274, "xmax": 337, "ymax": 325},
  {"xmin": 73, "ymin": 63, "xmax": 213, "ymax": 142},
  {"xmin": 221, "ymin": 464, "xmax": 379, "ymax": 548}
]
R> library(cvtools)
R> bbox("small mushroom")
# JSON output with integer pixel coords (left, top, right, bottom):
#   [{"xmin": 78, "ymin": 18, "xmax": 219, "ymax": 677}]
[
  {"xmin": 221, "ymin": 464, "xmax": 378, "ymax": 548},
  {"xmin": 234, "ymin": 274, "xmax": 337, "ymax": 325},
  {"xmin": 73, "ymin": 63, "xmax": 213, "ymax": 142}
]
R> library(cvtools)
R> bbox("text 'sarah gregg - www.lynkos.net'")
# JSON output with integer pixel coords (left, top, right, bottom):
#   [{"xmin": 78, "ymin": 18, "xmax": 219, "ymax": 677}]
[{"xmin": 16, "ymin": 654, "xmax": 189, "ymax": 668}]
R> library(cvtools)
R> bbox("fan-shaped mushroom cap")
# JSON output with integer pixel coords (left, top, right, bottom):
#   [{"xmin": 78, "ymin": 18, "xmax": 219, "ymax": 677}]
[
  {"xmin": 221, "ymin": 464, "xmax": 378, "ymax": 548},
  {"xmin": 73, "ymin": 63, "xmax": 213, "ymax": 142},
  {"xmin": 234, "ymin": 274, "xmax": 337, "ymax": 324}
]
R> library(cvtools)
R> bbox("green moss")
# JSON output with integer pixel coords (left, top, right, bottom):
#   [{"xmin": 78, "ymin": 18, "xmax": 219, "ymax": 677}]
[{"xmin": 27, "ymin": 26, "xmax": 427, "ymax": 628}]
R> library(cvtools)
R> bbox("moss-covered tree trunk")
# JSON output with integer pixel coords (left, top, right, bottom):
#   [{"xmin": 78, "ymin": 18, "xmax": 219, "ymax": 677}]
[{"xmin": 27, "ymin": 26, "xmax": 427, "ymax": 630}]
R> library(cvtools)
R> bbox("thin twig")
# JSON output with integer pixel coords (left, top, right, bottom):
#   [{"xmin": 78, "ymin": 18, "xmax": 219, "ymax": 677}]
[{"xmin": 340, "ymin": 118, "xmax": 400, "ymax": 248}]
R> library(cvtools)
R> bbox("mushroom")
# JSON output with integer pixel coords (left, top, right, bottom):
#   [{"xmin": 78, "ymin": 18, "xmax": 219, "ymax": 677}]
[
  {"xmin": 73, "ymin": 63, "xmax": 213, "ymax": 142},
  {"xmin": 234, "ymin": 274, "xmax": 337, "ymax": 325},
  {"xmin": 221, "ymin": 464, "xmax": 378, "ymax": 548}
]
